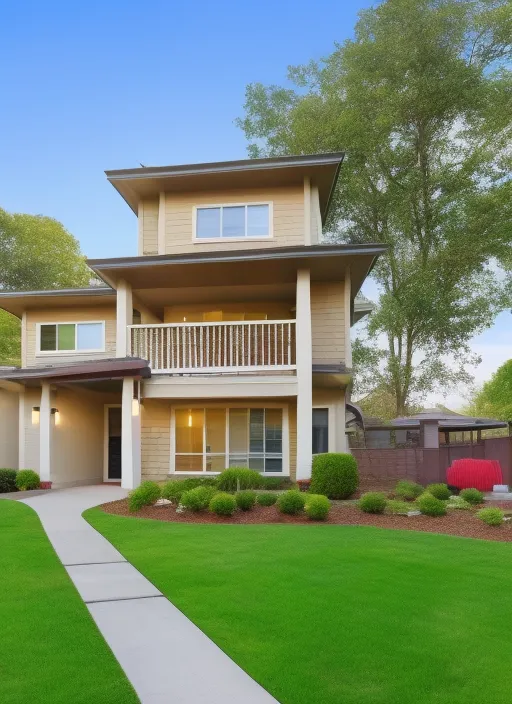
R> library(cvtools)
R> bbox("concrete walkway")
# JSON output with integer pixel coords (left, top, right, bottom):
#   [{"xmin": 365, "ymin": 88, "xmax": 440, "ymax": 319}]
[{"xmin": 21, "ymin": 486, "xmax": 278, "ymax": 704}]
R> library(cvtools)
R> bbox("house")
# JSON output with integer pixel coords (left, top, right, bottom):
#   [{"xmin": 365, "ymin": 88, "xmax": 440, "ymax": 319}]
[{"xmin": 0, "ymin": 153, "xmax": 385, "ymax": 489}]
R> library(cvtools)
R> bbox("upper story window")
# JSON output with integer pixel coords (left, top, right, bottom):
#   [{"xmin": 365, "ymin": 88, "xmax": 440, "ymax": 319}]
[
  {"xmin": 38, "ymin": 322, "xmax": 105, "ymax": 353},
  {"xmin": 194, "ymin": 203, "xmax": 271, "ymax": 240}
]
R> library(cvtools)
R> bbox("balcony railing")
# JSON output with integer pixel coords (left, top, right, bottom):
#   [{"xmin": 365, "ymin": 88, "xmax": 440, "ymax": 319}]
[{"xmin": 128, "ymin": 320, "xmax": 296, "ymax": 374}]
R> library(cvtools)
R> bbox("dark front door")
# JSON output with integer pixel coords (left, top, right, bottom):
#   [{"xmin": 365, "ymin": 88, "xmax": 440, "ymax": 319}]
[{"xmin": 107, "ymin": 407, "xmax": 122, "ymax": 480}]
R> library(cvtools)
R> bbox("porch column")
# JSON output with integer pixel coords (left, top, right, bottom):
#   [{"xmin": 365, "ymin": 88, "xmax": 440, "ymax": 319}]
[
  {"xmin": 39, "ymin": 382, "xmax": 51, "ymax": 483},
  {"xmin": 116, "ymin": 279, "xmax": 133, "ymax": 357},
  {"xmin": 121, "ymin": 377, "xmax": 141, "ymax": 490},
  {"xmin": 296, "ymin": 269, "xmax": 313, "ymax": 479}
]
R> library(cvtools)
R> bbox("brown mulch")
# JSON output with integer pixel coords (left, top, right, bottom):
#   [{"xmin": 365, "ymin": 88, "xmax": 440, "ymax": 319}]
[{"xmin": 99, "ymin": 498, "xmax": 512, "ymax": 543}]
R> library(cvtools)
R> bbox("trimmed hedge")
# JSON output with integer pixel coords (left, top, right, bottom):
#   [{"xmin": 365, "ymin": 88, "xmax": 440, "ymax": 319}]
[
  {"xmin": 162, "ymin": 477, "xmax": 217, "ymax": 504},
  {"xmin": 235, "ymin": 490, "xmax": 257, "ymax": 511},
  {"xmin": 15, "ymin": 470, "xmax": 40, "ymax": 491},
  {"xmin": 216, "ymin": 468, "xmax": 264, "ymax": 492},
  {"xmin": 181, "ymin": 486, "xmax": 216, "ymax": 512},
  {"xmin": 0, "ymin": 468, "xmax": 17, "ymax": 493},
  {"xmin": 460, "ymin": 488, "xmax": 484, "ymax": 505},
  {"xmin": 209, "ymin": 492, "xmax": 237, "ymax": 516},
  {"xmin": 305, "ymin": 494, "xmax": 330, "ymax": 521},
  {"xmin": 128, "ymin": 481, "xmax": 161, "ymax": 512},
  {"xmin": 427, "ymin": 483, "xmax": 451, "ymax": 501},
  {"xmin": 256, "ymin": 492, "xmax": 278, "ymax": 507},
  {"xmin": 417, "ymin": 493, "xmax": 447, "ymax": 517},
  {"xmin": 277, "ymin": 490, "xmax": 306, "ymax": 515},
  {"xmin": 477, "ymin": 507, "xmax": 504, "ymax": 526},
  {"xmin": 394, "ymin": 480, "xmax": 424, "ymax": 501},
  {"xmin": 358, "ymin": 492, "xmax": 387, "ymax": 514},
  {"xmin": 309, "ymin": 453, "xmax": 359, "ymax": 499}
]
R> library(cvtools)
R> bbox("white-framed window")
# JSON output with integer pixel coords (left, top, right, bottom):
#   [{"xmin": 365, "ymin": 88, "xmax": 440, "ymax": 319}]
[
  {"xmin": 37, "ymin": 321, "xmax": 105, "ymax": 353},
  {"xmin": 193, "ymin": 203, "xmax": 272, "ymax": 241},
  {"xmin": 312, "ymin": 408, "xmax": 329, "ymax": 454}
]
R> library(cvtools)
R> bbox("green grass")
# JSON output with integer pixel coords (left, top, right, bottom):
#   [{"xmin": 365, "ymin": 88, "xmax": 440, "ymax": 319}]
[
  {"xmin": 0, "ymin": 501, "xmax": 138, "ymax": 704},
  {"xmin": 86, "ymin": 509, "xmax": 512, "ymax": 704}
]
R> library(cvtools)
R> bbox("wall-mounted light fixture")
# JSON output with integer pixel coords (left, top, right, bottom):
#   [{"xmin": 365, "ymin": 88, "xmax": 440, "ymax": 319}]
[
  {"xmin": 52, "ymin": 408, "xmax": 60, "ymax": 425},
  {"xmin": 31, "ymin": 407, "xmax": 59, "ymax": 425},
  {"xmin": 32, "ymin": 407, "xmax": 40, "ymax": 425}
]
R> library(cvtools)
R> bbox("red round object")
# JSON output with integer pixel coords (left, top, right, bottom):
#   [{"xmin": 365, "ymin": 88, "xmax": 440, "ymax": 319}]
[{"xmin": 446, "ymin": 459, "xmax": 503, "ymax": 492}]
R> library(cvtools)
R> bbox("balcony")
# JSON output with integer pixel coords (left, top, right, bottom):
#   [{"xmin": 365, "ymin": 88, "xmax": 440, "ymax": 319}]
[{"xmin": 128, "ymin": 320, "xmax": 296, "ymax": 374}]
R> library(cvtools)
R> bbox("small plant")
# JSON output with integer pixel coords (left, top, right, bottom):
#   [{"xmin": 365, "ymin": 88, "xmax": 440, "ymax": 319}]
[
  {"xmin": 161, "ymin": 477, "xmax": 217, "ymax": 504},
  {"xmin": 427, "ymin": 483, "xmax": 451, "ymax": 501},
  {"xmin": 358, "ymin": 492, "xmax": 387, "ymax": 514},
  {"xmin": 128, "ymin": 481, "xmax": 161, "ymax": 512},
  {"xmin": 277, "ymin": 490, "xmax": 306, "ymax": 515},
  {"xmin": 180, "ymin": 486, "xmax": 216, "ymax": 512},
  {"xmin": 15, "ymin": 469, "xmax": 40, "ymax": 491},
  {"xmin": 297, "ymin": 479, "xmax": 311, "ymax": 492},
  {"xmin": 209, "ymin": 492, "xmax": 237, "ymax": 517},
  {"xmin": 477, "ymin": 507, "xmax": 504, "ymax": 526},
  {"xmin": 0, "ymin": 468, "xmax": 17, "ymax": 493},
  {"xmin": 261, "ymin": 477, "xmax": 286, "ymax": 490},
  {"xmin": 417, "ymin": 492, "xmax": 447, "ymax": 517},
  {"xmin": 309, "ymin": 453, "xmax": 359, "ymax": 499},
  {"xmin": 394, "ymin": 480, "xmax": 423, "ymax": 501},
  {"xmin": 446, "ymin": 496, "xmax": 472, "ymax": 510},
  {"xmin": 256, "ymin": 492, "xmax": 278, "ymax": 507},
  {"xmin": 235, "ymin": 490, "xmax": 257, "ymax": 511},
  {"xmin": 216, "ymin": 467, "xmax": 264, "ymax": 492},
  {"xmin": 305, "ymin": 494, "xmax": 330, "ymax": 521},
  {"xmin": 385, "ymin": 499, "xmax": 412, "ymax": 515},
  {"xmin": 460, "ymin": 488, "xmax": 484, "ymax": 505}
]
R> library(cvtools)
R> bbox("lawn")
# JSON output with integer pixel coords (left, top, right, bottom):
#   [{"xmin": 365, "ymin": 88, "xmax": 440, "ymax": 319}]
[
  {"xmin": 86, "ymin": 509, "xmax": 512, "ymax": 704},
  {"xmin": 0, "ymin": 501, "xmax": 138, "ymax": 704}
]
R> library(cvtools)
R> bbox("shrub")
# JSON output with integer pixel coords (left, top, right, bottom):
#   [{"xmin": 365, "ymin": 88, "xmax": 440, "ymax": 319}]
[
  {"xmin": 460, "ymin": 488, "xmax": 484, "ymax": 505},
  {"xmin": 0, "ymin": 468, "xmax": 17, "ymax": 493},
  {"xmin": 261, "ymin": 477, "xmax": 287, "ymax": 490},
  {"xmin": 305, "ymin": 494, "xmax": 330, "ymax": 521},
  {"xmin": 235, "ymin": 490, "xmax": 256, "ymax": 511},
  {"xmin": 385, "ymin": 499, "xmax": 412, "ymax": 515},
  {"xmin": 180, "ymin": 486, "xmax": 216, "ymax": 512},
  {"xmin": 216, "ymin": 468, "xmax": 264, "ymax": 492},
  {"xmin": 477, "ymin": 507, "xmax": 504, "ymax": 526},
  {"xmin": 277, "ymin": 490, "xmax": 306, "ymax": 515},
  {"xmin": 161, "ymin": 477, "xmax": 217, "ymax": 504},
  {"xmin": 309, "ymin": 453, "xmax": 358, "ymax": 499},
  {"xmin": 394, "ymin": 480, "xmax": 424, "ymax": 501},
  {"xmin": 427, "ymin": 483, "xmax": 451, "ymax": 501},
  {"xmin": 417, "ymin": 492, "xmax": 447, "ymax": 517},
  {"xmin": 358, "ymin": 492, "xmax": 387, "ymax": 514},
  {"xmin": 128, "ymin": 481, "xmax": 161, "ymax": 512},
  {"xmin": 209, "ymin": 492, "xmax": 237, "ymax": 517},
  {"xmin": 256, "ymin": 492, "xmax": 278, "ymax": 507},
  {"xmin": 297, "ymin": 479, "xmax": 311, "ymax": 492},
  {"xmin": 447, "ymin": 496, "xmax": 472, "ymax": 510},
  {"xmin": 15, "ymin": 469, "xmax": 40, "ymax": 491}
]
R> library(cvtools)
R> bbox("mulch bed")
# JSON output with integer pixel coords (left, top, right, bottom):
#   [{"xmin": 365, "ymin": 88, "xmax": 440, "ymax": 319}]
[{"xmin": 99, "ymin": 498, "xmax": 512, "ymax": 543}]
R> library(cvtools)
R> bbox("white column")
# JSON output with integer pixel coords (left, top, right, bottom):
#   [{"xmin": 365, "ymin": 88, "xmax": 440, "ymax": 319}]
[
  {"xmin": 116, "ymin": 279, "xmax": 133, "ymax": 357},
  {"xmin": 296, "ymin": 269, "xmax": 313, "ymax": 479},
  {"xmin": 18, "ymin": 390, "xmax": 25, "ymax": 469},
  {"xmin": 158, "ymin": 191, "xmax": 166, "ymax": 254},
  {"xmin": 303, "ymin": 177, "xmax": 311, "ymax": 245},
  {"xmin": 121, "ymin": 377, "xmax": 141, "ymax": 490},
  {"xmin": 39, "ymin": 382, "xmax": 51, "ymax": 482}
]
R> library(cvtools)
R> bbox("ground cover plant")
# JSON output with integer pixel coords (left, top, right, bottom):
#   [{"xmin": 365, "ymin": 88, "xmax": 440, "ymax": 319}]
[
  {"xmin": 128, "ymin": 480, "xmax": 161, "ymax": 512},
  {"xmin": 477, "ymin": 508, "xmax": 504, "ymax": 526},
  {"xmin": 359, "ymin": 492, "xmax": 387, "ymax": 514},
  {"xmin": 427, "ymin": 483, "xmax": 451, "ymax": 501},
  {"xmin": 460, "ymin": 488, "xmax": 484, "ymax": 505},
  {"xmin": 394, "ymin": 480, "xmax": 423, "ymax": 501}
]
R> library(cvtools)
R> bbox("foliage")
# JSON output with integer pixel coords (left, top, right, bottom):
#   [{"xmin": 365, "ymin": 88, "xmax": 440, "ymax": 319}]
[
  {"xmin": 394, "ymin": 480, "xmax": 424, "ymax": 501},
  {"xmin": 357, "ymin": 385, "xmax": 423, "ymax": 422},
  {"xmin": 209, "ymin": 492, "xmax": 237, "ymax": 517},
  {"xmin": 180, "ymin": 486, "xmax": 217, "ymax": 512},
  {"xmin": 310, "ymin": 453, "xmax": 359, "ymax": 499},
  {"xmin": 447, "ymin": 496, "xmax": 472, "ymax": 510},
  {"xmin": 297, "ymin": 479, "xmax": 311, "ymax": 492},
  {"xmin": 235, "ymin": 490, "xmax": 257, "ymax": 511},
  {"xmin": 216, "ymin": 467, "xmax": 264, "ymax": 492},
  {"xmin": 385, "ymin": 499, "xmax": 413, "ymax": 515},
  {"xmin": 15, "ymin": 469, "xmax": 40, "ymax": 491},
  {"xmin": 277, "ymin": 490, "xmax": 306, "ymax": 515},
  {"xmin": 261, "ymin": 476, "xmax": 290, "ymax": 490},
  {"xmin": 256, "ymin": 492, "xmax": 278, "ymax": 507},
  {"xmin": 477, "ymin": 507, "xmax": 504, "ymax": 526},
  {"xmin": 417, "ymin": 493, "xmax": 447, "ymax": 516},
  {"xmin": 128, "ymin": 481, "xmax": 161, "ymax": 512},
  {"xmin": 466, "ymin": 360, "xmax": 512, "ymax": 421},
  {"xmin": 0, "ymin": 468, "xmax": 17, "ymax": 493},
  {"xmin": 305, "ymin": 494, "xmax": 331, "ymax": 521},
  {"xmin": 358, "ymin": 492, "xmax": 387, "ymax": 514},
  {"xmin": 427, "ymin": 483, "xmax": 451, "ymax": 500},
  {"xmin": 161, "ymin": 478, "xmax": 217, "ymax": 504},
  {"xmin": 460, "ymin": 488, "xmax": 484, "ymax": 505},
  {"xmin": 238, "ymin": 0, "xmax": 512, "ymax": 415}
]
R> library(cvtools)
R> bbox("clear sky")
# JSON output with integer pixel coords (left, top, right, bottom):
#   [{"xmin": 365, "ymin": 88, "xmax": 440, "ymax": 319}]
[{"xmin": 0, "ymin": 0, "xmax": 509, "ymax": 407}]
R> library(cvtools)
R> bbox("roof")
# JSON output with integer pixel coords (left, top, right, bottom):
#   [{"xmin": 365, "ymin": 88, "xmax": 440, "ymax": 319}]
[
  {"xmin": 0, "ymin": 287, "xmax": 115, "ymax": 319},
  {"xmin": 105, "ymin": 152, "xmax": 345, "ymax": 223},
  {"xmin": 0, "ymin": 357, "xmax": 150, "ymax": 385}
]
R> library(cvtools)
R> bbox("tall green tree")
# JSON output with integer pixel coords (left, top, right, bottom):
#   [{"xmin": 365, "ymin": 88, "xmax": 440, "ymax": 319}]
[
  {"xmin": 238, "ymin": 0, "xmax": 512, "ymax": 415},
  {"xmin": 0, "ymin": 209, "xmax": 91, "ymax": 365},
  {"xmin": 465, "ymin": 359, "xmax": 512, "ymax": 420}
]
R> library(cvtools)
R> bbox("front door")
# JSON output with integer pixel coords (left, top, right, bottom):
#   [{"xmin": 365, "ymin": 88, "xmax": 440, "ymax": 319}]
[{"xmin": 105, "ymin": 406, "xmax": 122, "ymax": 481}]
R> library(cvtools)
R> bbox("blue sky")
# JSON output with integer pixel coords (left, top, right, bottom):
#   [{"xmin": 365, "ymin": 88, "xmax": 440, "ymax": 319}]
[{"xmin": 0, "ymin": 0, "xmax": 508, "ymax": 406}]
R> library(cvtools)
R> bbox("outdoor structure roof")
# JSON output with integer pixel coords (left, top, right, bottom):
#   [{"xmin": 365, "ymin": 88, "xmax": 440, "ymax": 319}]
[
  {"xmin": 388, "ymin": 409, "xmax": 509, "ymax": 432},
  {"xmin": 0, "ymin": 287, "xmax": 115, "ymax": 319},
  {"xmin": 0, "ymin": 357, "xmax": 150, "ymax": 386}
]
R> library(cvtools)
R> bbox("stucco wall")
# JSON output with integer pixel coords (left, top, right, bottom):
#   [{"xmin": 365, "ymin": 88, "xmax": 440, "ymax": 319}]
[{"xmin": 0, "ymin": 388, "xmax": 19, "ymax": 468}]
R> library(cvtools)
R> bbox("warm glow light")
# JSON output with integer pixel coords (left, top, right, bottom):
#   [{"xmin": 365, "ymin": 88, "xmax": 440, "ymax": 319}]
[
  {"xmin": 53, "ymin": 409, "xmax": 60, "ymax": 426},
  {"xmin": 188, "ymin": 411, "xmax": 192, "ymax": 427},
  {"xmin": 183, "ymin": 316, "xmax": 187, "ymax": 322},
  {"xmin": 132, "ymin": 399, "xmax": 140, "ymax": 416},
  {"xmin": 32, "ymin": 407, "xmax": 40, "ymax": 425}
]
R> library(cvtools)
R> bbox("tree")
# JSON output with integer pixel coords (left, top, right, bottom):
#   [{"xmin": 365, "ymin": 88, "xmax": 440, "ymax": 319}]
[
  {"xmin": 0, "ymin": 209, "xmax": 91, "ymax": 365},
  {"xmin": 465, "ymin": 359, "xmax": 512, "ymax": 420},
  {"xmin": 238, "ymin": 0, "xmax": 512, "ymax": 415}
]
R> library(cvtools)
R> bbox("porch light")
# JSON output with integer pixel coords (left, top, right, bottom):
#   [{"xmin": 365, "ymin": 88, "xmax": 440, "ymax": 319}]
[
  {"xmin": 32, "ymin": 407, "xmax": 40, "ymax": 425},
  {"xmin": 52, "ymin": 408, "xmax": 60, "ymax": 425},
  {"xmin": 188, "ymin": 411, "xmax": 193, "ymax": 427}
]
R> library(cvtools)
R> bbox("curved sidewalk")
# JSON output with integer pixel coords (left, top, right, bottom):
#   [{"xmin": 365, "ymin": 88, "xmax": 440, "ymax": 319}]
[{"xmin": 22, "ymin": 486, "xmax": 278, "ymax": 704}]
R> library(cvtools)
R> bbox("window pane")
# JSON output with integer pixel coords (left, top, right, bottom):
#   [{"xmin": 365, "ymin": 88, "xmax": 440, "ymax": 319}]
[
  {"xmin": 40, "ymin": 324, "xmax": 57, "ymax": 351},
  {"xmin": 249, "ymin": 409, "xmax": 264, "ymax": 453},
  {"xmin": 196, "ymin": 208, "xmax": 220, "ymax": 238},
  {"xmin": 222, "ymin": 206, "xmax": 245, "ymax": 238},
  {"xmin": 265, "ymin": 409, "xmax": 282, "ymax": 454},
  {"xmin": 247, "ymin": 205, "xmax": 269, "ymax": 237},
  {"xmin": 77, "ymin": 323, "xmax": 103, "ymax": 350},
  {"xmin": 229, "ymin": 409, "xmax": 248, "ymax": 453},
  {"xmin": 57, "ymin": 324, "xmax": 75, "ymax": 351},
  {"xmin": 206, "ymin": 455, "xmax": 226, "ymax": 472},
  {"xmin": 175, "ymin": 455, "xmax": 203, "ymax": 472},
  {"xmin": 205, "ymin": 409, "xmax": 225, "ymax": 454},
  {"xmin": 175, "ymin": 409, "xmax": 204, "ymax": 454},
  {"xmin": 248, "ymin": 456, "xmax": 264, "ymax": 471},
  {"xmin": 265, "ymin": 457, "xmax": 283, "ymax": 473},
  {"xmin": 312, "ymin": 408, "xmax": 329, "ymax": 454},
  {"xmin": 229, "ymin": 455, "xmax": 248, "ymax": 468}
]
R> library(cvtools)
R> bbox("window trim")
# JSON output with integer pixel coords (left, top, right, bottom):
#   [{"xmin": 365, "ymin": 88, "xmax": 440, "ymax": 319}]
[
  {"xmin": 192, "ymin": 202, "xmax": 274, "ymax": 242},
  {"xmin": 36, "ymin": 321, "xmax": 106, "ymax": 355}
]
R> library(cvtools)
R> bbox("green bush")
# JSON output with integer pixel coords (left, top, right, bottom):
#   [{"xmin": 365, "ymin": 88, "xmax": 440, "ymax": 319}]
[
  {"xmin": 394, "ymin": 480, "xmax": 424, "ymax": 501},
  {"xmin": 0, "ymin": 468, "xmax": 17, "ymax": 493},
  {"xmin": 209, "ymin": 492, "xmax": 237, "ymax": 517},
  {"xmin": 161, "ymin": 477, "xmax": 217, "ymax": 504},
  {"xmin": 447, "ymin": 496, "xmax": 472, "ymax": 510},
  {"xmin": 385, "ymin": 499, "xmax": 412, "ymax": 515},
  {"xmin": 261, "ymin": 477, "xmax": 287, "ymax": 490},
  {"xmin": 235, "ymin": 490, "xmax": 257, "ymax": 511},
  {"xmin": 305, "ymin": 494, "xmax": 330, "ymax": 521},
  {"xmin": 460, "ymin": 488, "xmax": 484, "ymax": 505},
  {"xmin": 309, "ymin": 453, "xmax": 359, "ymax": 499},
  {"xmin": 417, "ymin": 492, "xmax": 447, "ymax": 517},
  {"xmin": 128, "ymin": 481, "xmax": 161, "ymax": 512},
  {"xmin": 477, "ymin": 507, "xmax": 504, "ymax": 526},
  {"xmin": 358, "ymin": 492, "xmax": 387, "ymax": 514},
  {"xmin": 277, "ymin": 490, "xmax": 306, "ymax": 515},
  {"xmin": 216, "ymin": 468, "xmax": 264, "ymax": 492},
  {"xmin": 15, "ymin": 469, "xmax": 40, "ymax": 491},
  {"xmin": 181, "ymin": 486, "xmax": 216, "ymax": 512},
  {"xmin": 256, "ymin": 492, "xmax": 278, "ymax": 507},
  {"xmin": 427, "ymin": 483, "xmax": 451, "ymax": 501}
]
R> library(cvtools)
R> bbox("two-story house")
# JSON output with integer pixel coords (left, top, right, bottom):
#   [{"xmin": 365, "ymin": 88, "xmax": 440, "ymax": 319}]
[{"xmin": 0, "ymin": 153, "xmax": 384, "ymax": 489}]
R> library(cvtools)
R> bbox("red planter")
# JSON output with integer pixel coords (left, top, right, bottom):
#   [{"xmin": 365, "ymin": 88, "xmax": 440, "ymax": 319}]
[
  {"xmin": 297, "ymin": 479, "xmax": 311, "ymax": 492},
  {"xmin": 39, "ymin": 481, "xmax": 52, "ymax": 490}
]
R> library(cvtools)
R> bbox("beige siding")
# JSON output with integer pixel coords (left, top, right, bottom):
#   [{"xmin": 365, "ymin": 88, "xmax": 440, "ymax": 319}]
[
  {"xmin": 141, "ymin": 400, "xmax": 171, "ymax": 482},
  {"xmin": 311, "ymin": 282, "xmax": 346, "ymax": 364},
  {"xmin": 25, "ymin": 306, "xmax": 117, "ymax": 368},
  {"xmin": 24, "ymin": 388, "xmax": 40, "ymax": 472},
  {"xmin": 140, "ymin": 197, "xmax": 159, "ymax": 255},
  {"xmin": 0, "ymin": 388, "xmax": 19, "ymax": 468},
  {"xmin": 288, "ymin": 400, "xmax": 297, "ymax": 481}
]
